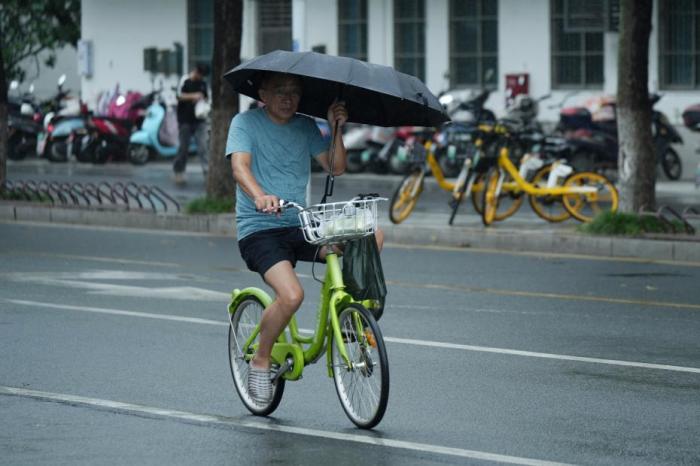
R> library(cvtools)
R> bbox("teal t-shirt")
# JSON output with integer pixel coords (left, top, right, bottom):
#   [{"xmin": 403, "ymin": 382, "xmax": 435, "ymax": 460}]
[{"xmin": 225, "ymin": 107, "xmax": 328, "ymax": 240}]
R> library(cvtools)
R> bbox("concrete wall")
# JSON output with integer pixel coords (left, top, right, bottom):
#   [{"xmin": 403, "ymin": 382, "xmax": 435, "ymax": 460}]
[
  {"xmin": 17, "ymin": 46, "xmax": 80, "ymax": 101},
  {"xmin": 80, "ymin": 0, "xmax": 188, "ymax": 108}
]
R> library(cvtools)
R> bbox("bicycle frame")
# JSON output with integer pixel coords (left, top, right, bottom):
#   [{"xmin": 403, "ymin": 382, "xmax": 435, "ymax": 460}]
[
  {"xmin": 417, "ymin": 141, "xmax": 455, "ymax": 192},
  {"xmin": 495, "ymin": 147, "xmax": 596, "ymax": 196},
  {"xmin": 228, "ymin": 252, "xmax": 356, "ymax": 382}
]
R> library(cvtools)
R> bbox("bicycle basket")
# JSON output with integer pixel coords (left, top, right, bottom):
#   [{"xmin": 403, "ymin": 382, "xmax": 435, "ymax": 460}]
[{"xmin": 298, "ymin": 198, "xmax": 384, "ymax": 245}]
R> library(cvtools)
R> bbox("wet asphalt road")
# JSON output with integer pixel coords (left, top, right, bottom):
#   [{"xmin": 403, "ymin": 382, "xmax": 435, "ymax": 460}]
[{"xmin": 1, "ymin": 221, "xmax": 699, "ymax": 465}]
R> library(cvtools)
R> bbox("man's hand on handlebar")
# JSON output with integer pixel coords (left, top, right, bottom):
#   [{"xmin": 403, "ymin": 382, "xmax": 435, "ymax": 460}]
[{"xmin": 255, "ymin": 194, "xmax": 282, "ymax": 214}]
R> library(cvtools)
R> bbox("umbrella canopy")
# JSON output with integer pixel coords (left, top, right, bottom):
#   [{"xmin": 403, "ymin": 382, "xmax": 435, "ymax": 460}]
[{"xmin": 224, "ymin": 50, "xmax": 449, "ymax": 127}]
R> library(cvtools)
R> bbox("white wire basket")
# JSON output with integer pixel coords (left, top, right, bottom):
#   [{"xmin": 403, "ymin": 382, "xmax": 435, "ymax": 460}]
[{"xmin": 298, "ymin": 198, "xmax": 385, "ymax": 245}]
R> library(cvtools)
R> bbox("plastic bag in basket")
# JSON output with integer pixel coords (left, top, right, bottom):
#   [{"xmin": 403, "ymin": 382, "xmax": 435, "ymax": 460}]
[{"xmin": 321, "ymin": 206, "xmax": 374, "ymax": 237}]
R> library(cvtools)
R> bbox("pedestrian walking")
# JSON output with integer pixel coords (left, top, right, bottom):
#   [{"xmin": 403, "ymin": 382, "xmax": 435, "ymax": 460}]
[{"xmin": 173, "ymin": 63, "xmax": 210, "ymax": 185}]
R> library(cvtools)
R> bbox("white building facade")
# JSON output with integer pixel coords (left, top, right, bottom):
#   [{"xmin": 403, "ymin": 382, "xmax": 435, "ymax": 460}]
[{"xmin": 79, "ymin": 0, "xmax": 700, "ymax": 177}]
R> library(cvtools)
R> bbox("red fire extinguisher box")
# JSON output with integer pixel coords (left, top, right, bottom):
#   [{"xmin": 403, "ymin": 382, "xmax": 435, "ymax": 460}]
[{"xmin": 505, "ymin": 73, "xmax": 529, "ymax": 107}]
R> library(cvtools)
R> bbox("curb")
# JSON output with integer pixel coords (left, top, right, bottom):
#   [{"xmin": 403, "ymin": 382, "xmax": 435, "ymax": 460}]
[{"xmin": 2, "ymin": 202, "xmax": 699, "ymax": 263}]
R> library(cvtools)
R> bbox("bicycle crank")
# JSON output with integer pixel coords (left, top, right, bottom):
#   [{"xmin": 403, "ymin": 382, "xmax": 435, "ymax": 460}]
[{"xmin": 271, "ymin": 357, "xmax": 296, "ymax": 385}]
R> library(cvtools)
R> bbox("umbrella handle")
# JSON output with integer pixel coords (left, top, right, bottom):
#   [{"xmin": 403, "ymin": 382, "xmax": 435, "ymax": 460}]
[{"xmin": 321, "ymin": 119, "xmax": 340, "ymax": 203}]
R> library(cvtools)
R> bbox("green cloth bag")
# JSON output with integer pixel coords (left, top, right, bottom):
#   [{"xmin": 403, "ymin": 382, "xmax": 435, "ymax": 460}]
[{"xmin": 342, "ymin": 233, "xmax": 387, "ymax": 302}]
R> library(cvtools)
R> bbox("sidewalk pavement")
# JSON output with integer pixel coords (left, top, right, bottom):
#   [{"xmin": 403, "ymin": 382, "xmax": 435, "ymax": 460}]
[{"xmin": 3, "ymin": 159, "xmax": 700, "ymax": 263}]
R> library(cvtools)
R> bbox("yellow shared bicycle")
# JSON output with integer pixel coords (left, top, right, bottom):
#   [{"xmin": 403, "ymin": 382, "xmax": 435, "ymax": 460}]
[
  {"xmin": 481, "ymin": 141, "xmax": 619, "ymax": 226},
  {"xmin": 389, "ymin": 125, "xmax": 496, "ymax": 224}
]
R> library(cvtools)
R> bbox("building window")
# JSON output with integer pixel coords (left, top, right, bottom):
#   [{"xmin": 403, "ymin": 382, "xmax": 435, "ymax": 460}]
[
  {"xmin": 659, "ymin": 0, "xmax": 699, "ymax": 89},
  {"xmin": 551, "ymin": 0, "xmax": 604, "ymax": 88},
  {"xmin": 394, "ymin": 0, "xmax": 425, "ymax": 81},
  {"xmin": 258, "ymin": 0, "xmax": 292, "ymax": 54},
  {"xmin": 188, "ymin": 0, "xmax": 214, "ymax": 71},
  {"xmin": 449, "ymin": 0, "xmax": 498, "ymax": 88},
  {"xmin": 338, "ymin": 0, "xmax": 367, "ymax": 61}
]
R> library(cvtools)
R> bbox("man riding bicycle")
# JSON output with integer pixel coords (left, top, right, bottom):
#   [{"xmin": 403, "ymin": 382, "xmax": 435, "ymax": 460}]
[{"xmin": 225, "ymin": 72, "xmax": 384, "ymax": 404}]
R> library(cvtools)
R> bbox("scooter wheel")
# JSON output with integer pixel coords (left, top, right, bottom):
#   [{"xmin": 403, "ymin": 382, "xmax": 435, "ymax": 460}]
[
  {"xmin": 45, "ymin": 140, "xmax": 68, "ymax": 163},
  {"xmin": 7, "ymin": 132, "xmax": 28, "ymax": 160},
  {"xmin": 128, "ymin": 144, "xmax": 151, "ymax": 165}
]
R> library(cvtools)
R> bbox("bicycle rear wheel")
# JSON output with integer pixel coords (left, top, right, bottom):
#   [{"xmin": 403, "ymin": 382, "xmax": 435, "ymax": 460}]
[
  {"xmin": 228, "ymin": 296, "xmax": 285, "ymax": 416},
  {"xmin": 389, "ymin": 168, "xmax": 423, "ymax": 224},
  {"xmin": 332, "ymin": 303, "xmax": 389, "ymax": 429},
  {"xmin": 561, "ymin": 172, "xmax": 619, "ymax": 222},
  {"xmin": 528, "ymin": 164, "xmax": 571, "ymax": 223}
]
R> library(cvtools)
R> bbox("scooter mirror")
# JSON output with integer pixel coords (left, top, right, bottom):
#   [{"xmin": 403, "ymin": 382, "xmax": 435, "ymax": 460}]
[{"xmin": 58, "ymin": 74, "xmax": 66, "ymax": 87}]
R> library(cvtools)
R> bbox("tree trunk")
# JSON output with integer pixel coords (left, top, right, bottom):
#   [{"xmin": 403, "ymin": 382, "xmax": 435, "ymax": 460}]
[
  {"xmin": 206, "ymin": 0, "xmax": 243, "ymax": 200},
  {"xmin": 616, "ymin": 0, "xmax": 655, "ymax": 212},
  {"xmin": 0, "ymin": 20, "xmax": 8, "ymax": 188}
]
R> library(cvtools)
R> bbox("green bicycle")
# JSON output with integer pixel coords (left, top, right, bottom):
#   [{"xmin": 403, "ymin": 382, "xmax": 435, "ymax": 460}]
[{"xmin": 227, "ymin": 196, "xmax": 389, "ymax": 429}]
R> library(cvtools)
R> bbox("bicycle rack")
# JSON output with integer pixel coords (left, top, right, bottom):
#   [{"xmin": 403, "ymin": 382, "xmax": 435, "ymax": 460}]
[
  {"xmin": 1, "ymin": 179, "xmax": 181, "ymax": 213},
  {"xmin": 639, "ymin": 204, "xmax": 697, "ymax": 235}
]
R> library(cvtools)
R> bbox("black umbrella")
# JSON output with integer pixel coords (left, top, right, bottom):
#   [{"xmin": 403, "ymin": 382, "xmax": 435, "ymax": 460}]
[
  {"xmin": 223, "ymin": 50, "xmax": 449, "ymax": 128},
  {"xmin": 224, "ymin": 50, "xmax": 448, "ymax": 200}
]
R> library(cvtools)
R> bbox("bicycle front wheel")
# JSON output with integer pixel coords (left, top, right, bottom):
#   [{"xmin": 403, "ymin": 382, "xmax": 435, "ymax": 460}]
[
  {"xmin": 480, "ymin": 167, "xmax": 524, "ymax": 226},
  {"xmin": 562, "ymin": 172, "xmax": 619, "ymax": 222},
  {"xmin": 331, "ymin": 303, "xmax": 389, "ymax": 429},
  {"xmin": 528, "ymin": 164, "xmax": 571, "ymax": 223},
  {"xmin": 228, "ymin": 296, "xmax": 285, "ymax": 416},
  {"xmin": 389, "ymin": 168, "xmax": 423, "ymax": 224}
]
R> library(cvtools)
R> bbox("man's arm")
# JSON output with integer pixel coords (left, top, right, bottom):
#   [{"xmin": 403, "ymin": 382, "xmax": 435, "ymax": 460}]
[
  {"xmin": 316, "ymin": 101, "xmax": 349, "ymax": 175},
  {"xmin": 178, "ymin": 77, "xmax": 205, "ymax": 102},
  {"xmin": 231, "ymin": 152, "xmax": 279, "ymax": 213}
]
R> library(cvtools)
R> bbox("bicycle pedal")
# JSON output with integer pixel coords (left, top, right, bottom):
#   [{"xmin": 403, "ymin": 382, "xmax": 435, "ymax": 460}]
[{"xmin": 271, "ymin": 357, "xmax": 294, "ymax": 385}]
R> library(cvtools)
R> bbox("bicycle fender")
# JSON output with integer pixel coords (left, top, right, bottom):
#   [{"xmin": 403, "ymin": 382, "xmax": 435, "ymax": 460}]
[{"xmin": 228, "ymin": 287, "xmax": 272, "ymax": 315}]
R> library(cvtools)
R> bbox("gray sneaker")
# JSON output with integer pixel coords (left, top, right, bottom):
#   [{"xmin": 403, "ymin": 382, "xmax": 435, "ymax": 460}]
[{"xmin": 248, "ymin": 366, "xmax": 272, "ymax": 405}]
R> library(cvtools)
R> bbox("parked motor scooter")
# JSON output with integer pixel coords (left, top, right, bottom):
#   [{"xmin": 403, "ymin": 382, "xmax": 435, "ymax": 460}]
[
  {"xmin": 556, "ymin": 94, "xmax": 683, "ymax": 179},
  {"xmin": 37, "ymin": 74, "xmax": 87, "ymax": 163},
  {"xmin": 341, "ymin": 124, "xmax": 396, "ymax": 174},
  {"xmin": 434, "ymin": 88, "xmax": 497, "ymax": 177},
  {"xmin": 7, "ymin": 81, "xmax": 43, "ymax": 160},
  {"xmin": 78, "ymin": 90, "xmax": 148, "ymax": 164},
  {"xmin": 127, "ymin": 89, "xmax": 196, "ymax": 165}
]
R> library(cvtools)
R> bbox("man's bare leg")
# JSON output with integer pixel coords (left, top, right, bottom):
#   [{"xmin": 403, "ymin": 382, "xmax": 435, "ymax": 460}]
[{"xmin": 250, "ymin": 260, "xmax": 304, "ymax": 369}]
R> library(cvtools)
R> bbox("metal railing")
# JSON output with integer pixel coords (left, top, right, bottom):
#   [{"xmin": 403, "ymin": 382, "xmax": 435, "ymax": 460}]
[{"xmin": 0, "ymin": 180, "xmax": 180, "ymax": 213}]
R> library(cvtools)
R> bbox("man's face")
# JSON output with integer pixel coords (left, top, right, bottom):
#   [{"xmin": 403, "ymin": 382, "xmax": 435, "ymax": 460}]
[{"xmin": 259, "ymin": 75, "xmax": 302, "ymax": 123}]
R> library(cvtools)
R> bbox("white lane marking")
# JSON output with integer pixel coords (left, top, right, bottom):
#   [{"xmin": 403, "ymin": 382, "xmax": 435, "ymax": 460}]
[
  {"xmin": 6, "ymin": 299, "xmax": 226, "ymax": 326},
  {"xmin": 7, "ymin": 299, "xmax": 700, "ymax": 375},
  {"xmin": 2, "ymin": 271, "xmax": 230, "ymax": 301},
  {"xmin": 2, "ymin": 251, "xmax": 180, "ymax": 268},
  {"xmin": 382, "ymin": 337, "xmax": 700, "ymax": 374},
  {"xmin": 0, "ymin": 386, "xmax": 572, "ymax": 466}
]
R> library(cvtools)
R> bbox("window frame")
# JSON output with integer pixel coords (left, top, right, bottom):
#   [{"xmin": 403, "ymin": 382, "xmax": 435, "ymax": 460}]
[
  {"xmin": 187, "ymin": 0, "xmax": 214, "ymax": 71},
  {"xmin": 658, "ymin": 0, "xmax": 700, "ymax": 90},
  {"xmin": 257, "ymin": 0, "xmax": 292, "ymax": 55},
  {"xmin": 550, "ymin": 0, "xmax": 604, "ymax": 89},
  {"xmin": 448, "ymin": 0, "xmax": 499, "ymax": 88},
  {"xmin": 393, "ymin": 0, "xmax": 426, "ymax": 82},
  {"xmin": 338, "ymin": 0, "xmax": 368, "ymax": 61}
]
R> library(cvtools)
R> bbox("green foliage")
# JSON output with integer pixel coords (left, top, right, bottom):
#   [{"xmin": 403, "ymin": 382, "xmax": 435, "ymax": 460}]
[
  {"xmin": 578, "ymin": 211, "xmax": 684, "ymax": 236},
  {"xmin": 0, "ymin": 0, "xmax": 81, "ymax": 81},
  {"xmin": 185, "ymin": 197, "xmax": 235, "ymax": 214},
  {"xmin": 1, "ymin": 190, "xmax": 52, "ymax": 203}
]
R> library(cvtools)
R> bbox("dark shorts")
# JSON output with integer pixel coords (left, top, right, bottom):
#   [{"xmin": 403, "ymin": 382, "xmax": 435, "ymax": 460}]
[{"xmin": 238, "ymin": 227, "xmax": 323, "ymax": 277}]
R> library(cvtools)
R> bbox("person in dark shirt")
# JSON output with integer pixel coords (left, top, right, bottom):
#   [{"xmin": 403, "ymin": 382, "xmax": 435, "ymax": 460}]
[{"xmin": 173, "ymin": 63, "xmax": 209, "ymax": 184}]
